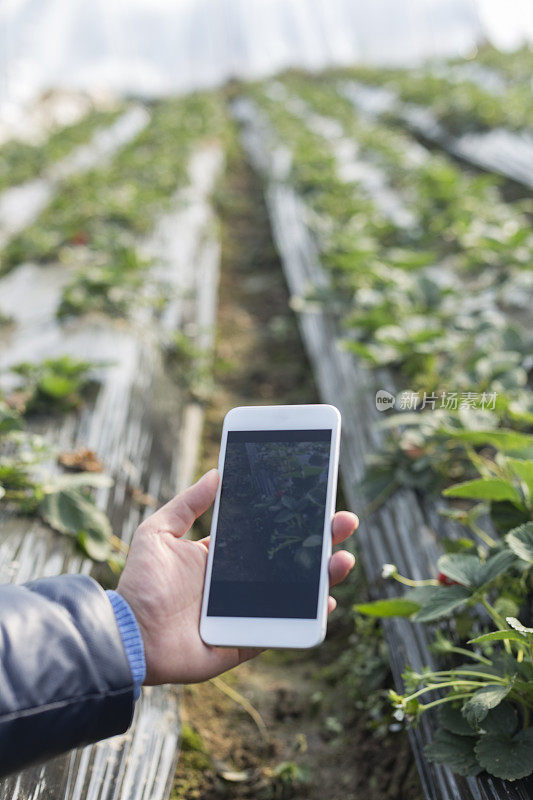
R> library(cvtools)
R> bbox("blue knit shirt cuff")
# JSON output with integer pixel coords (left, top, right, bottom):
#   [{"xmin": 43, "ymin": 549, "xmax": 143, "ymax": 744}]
[{"xmin": 106, "ymin": 590, "xmax": 146, "ymax": 700}]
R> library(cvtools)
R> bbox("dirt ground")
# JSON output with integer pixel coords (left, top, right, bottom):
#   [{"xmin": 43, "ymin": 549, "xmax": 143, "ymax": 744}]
[{"xmin": 171, "ymin": 130, "xmax": 424, "ymax": 800}]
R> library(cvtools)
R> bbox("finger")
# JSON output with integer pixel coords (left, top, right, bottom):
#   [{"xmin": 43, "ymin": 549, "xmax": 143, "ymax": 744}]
[
  {"xmin": 145, "ymin": 469, "xmax": 219, "ymax": 538},
  {"xmin": 197, "ymin": 535, "xmax": 210, "ymax": 551},
  {"xmin": 332, "ymin": 511, "xmax": 359, "ymax": 546},
  {"xmin": 329, "ymin": 550, "xmax": 356, "ymax": 587},
  {"xmin": 327, "ymin": 595, "xmax": 337, "ymax": 614}
]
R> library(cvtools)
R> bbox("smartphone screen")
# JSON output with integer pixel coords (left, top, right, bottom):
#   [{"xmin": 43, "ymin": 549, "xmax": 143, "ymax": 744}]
[{"xmin": 207, "ymin": 429, "xmax": 332, "ymax": 619}]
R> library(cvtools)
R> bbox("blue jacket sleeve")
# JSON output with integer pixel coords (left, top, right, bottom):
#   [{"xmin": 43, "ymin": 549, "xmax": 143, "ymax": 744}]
[
  {"xmin": 0, "ymin": 574, "xmax": 135, "ymax": 778},
  {"xmin": 106, "ymin": 590, "xmax": 146, "ymax": 700}
]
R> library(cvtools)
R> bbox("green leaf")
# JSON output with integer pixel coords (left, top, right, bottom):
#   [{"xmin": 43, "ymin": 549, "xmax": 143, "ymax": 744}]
[
  {"xmin": 506, "ymin": 617, "xmax": 533, "ymax": 636},
  {"xmin": 0, "ymin": 407, "xmax": 23, "ymax": 435},
  {"xmin": 507, "ymin": 459, "xmax": 533, "ymax": 496},
  {"xmin": 439, "ymin": 705, "xmax": 477, "ymax": 737},
  {"xmin": 77, "ymin": 529, "xmax": 112, "ymax": 562},
  {"xmin": 39, "ymin": 487, "xmax": 112, "ymax": 543},
  {"xmin": 425, "ymin": 728, "xmax": 482, "ymax": 776},
  {"xmin": 414, "ymin": 585, "xmax": 471, "ymax": 623},
  {"xmin": 482, "ymin": 703, "xmax": 517, "ymax": 737},
  {"xmin": 478, "ymin": 550, "xmax": 518, "ymax": 586},
  {"xmin": 444, "ymin": 429, "xmax": 533, "ymax": 455},
  {"xmin": 475, "ymin": 728, "xmax": 533, "ymax": 781},
  {"xmin": 404, "ymin": 585, "xmax": 444, "ymax": 606},
  {"xmin": 354, "ymin": 598, "xmax": 420, "ymax": 617},
  {"xmin": 38, "ymin": 373, "xmax": 78, "ymax": 399},
  {"xmin": 441, "ymin": 537, "xmax": 475, "ymax": 554},
  {"xmin": 443, "ymin": 478, "xmax": 522, "ymax": 505},
  {"xmin": 506, "ymin": 523, "xmax": 533, "ymax": 563},
  {"xmin": 437, "ymin": 554, "xmax": 481, "ymax": 587},
  {"xmin": 468, "ymin": 630, "xmax": 528, "ymax": 646},
  {"xmin": 437, "ymin": 550, "xmax": 517, "ymax": 592},
  {"xmin": 462, "ymin": 682, "xmax": 513, "ymax": 727}
]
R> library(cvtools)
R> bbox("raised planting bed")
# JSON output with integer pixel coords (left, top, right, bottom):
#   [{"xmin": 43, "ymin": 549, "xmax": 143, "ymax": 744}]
[
  {"xmin": 0, "ymin": 104, "xmax": 149, "ymax": 251},
  {"xmin": 338, "ymin": 66, "xmax": 533, "ymax": 190},
  {"xmin": 0, "ymin": 92, "xmax": 227, "ymax": 799},
  {"xmin": 235, "ymin": 84, "xmax": 533, "ymax": 799}
]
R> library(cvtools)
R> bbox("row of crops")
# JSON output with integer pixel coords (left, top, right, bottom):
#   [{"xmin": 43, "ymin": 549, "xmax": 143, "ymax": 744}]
[
  {"xmin": 241, "ymin": 45, "xmax": 533, "ymax": 793},
  {"xmin": 0, "ymin": 43, "xmax": 531, "ymax": 799},
  {"xmin": 0, "ymin": 92, "xmax": 228, "ymax": 800}
]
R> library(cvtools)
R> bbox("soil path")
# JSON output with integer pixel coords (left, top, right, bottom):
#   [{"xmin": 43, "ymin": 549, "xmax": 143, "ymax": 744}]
[{"xmin": 171, "ymin": 132, "xmax": 423, "ymax": 800}]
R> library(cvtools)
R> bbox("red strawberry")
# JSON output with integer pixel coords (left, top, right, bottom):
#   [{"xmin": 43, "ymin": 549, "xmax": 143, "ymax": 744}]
[
  {"xmin": 71, "ymin": 231, "xmax": 90, "ymax": 246},
  {"xmin": 438, "ymin": 572, "xmax": 461, "ymax": 587}
]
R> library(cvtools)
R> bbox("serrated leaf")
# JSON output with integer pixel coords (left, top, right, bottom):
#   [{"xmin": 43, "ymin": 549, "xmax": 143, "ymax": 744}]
[
  {"xmin": 506, "ymin": 617, "xmax": 533, "ymax": 635},
  {"xmin": 404, "ymin": 585, "xmax": 444, "ymax": 606},
  {"xmin": 414, "ymin": 585, "xmax": 471, "ymax": 622},
  {"xmin": 437, "ymin": 554, "xmax": 481, "ymax": 587},
  {"xmin": 478, "ymin": 550, "xmax": 517, "ymax": 586},
  {"xmin": 444, "ymin": 429, "xmax": 533, "ymax": 455},
  {"xmin": 468, "ymin": 630, "xmax": 528, "ymax": 646},
  {"xmin": 481, "ymin": 703, "xmax": 517, "ymax": 737},
  {"xmin": 462, "ymin": 682, "xmax": 513, "ymax": 727},
  {"xmin": 439, "ymin": 705, "xmax": 477, "ymax": 737},
  {"xmin": 354, "ymin": 598, "xmax": 420, "ymax": 617},
  {"xmin": 507, "ymin": 459, "xmax": 533, "ymax": 496},
  {"xmin": 506, "ymin": 523, "xmax": 533, "ymax": 563},
  {"xmin": 39, "ymin": 486, "xmax": 112, "ymax": 543},
  {"xmin": 475, "ymin": 728, "xmax": 533, "ymax": 781},
  {"xmin": 425, "ymin": 728, "xmax": 482, "ymax": 776},
  {"xmin": 437, "ymin": 551, "xmax": 516, "ymax": 589},
  {"xmin": 443, "ymin": 478, "xmax": 522, "ymax": 505}
]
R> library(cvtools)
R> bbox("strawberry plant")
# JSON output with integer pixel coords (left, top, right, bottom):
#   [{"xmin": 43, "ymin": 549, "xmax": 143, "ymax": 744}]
[
  {"xmin": 356, "ymin": 441, "xmax": 533, "ymax": 780},
  {"xmin": 0, "ymin": 402, "xmax": 123, "ymax": 566},
  {"xmin": 0, "ymin": 105, "xmax": 121, "ymax": 193},
  {"xmin": 345, "ymin": 64, "xmax": 533, "ymax": 134},
  {"xmin": 247, "ymin": 74, "xmax": 533, "ymax": 782},
  {"xmin": 2, "ymin": 92, "xmax": 228, "ymax": 320},
  {"xmin": 4, "ymin": 356, "xmax": 99, "ymax": 415}
]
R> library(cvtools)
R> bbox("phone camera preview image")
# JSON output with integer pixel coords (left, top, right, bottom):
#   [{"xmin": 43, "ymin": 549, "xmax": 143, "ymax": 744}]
[{"xmin": 207, "ymin": 429, "xmax": 332, "ymax": 619}]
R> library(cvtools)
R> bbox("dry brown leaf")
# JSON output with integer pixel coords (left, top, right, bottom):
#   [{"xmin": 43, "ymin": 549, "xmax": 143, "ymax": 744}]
[
  {"xmin": 5, "ymin": 390, "xmax": 32, "ymax": 414},
  {"xmin": 58, "ymin": 447, "xmax": 104, "ymax": 472},
  {"xmin": 128, "ymin": 486, "xmax": 158, "ymax": 507}
]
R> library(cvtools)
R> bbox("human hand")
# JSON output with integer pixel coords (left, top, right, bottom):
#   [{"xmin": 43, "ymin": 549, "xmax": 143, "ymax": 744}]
[{"xmin": 117, "ymin": 469, "xmax": 358, "ymax": 685}]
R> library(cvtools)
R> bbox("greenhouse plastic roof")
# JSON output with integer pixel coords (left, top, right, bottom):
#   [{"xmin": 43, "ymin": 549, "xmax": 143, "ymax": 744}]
[{"xmin": 1, "ymin": 0, "xmax": 532, "ymax": 115}]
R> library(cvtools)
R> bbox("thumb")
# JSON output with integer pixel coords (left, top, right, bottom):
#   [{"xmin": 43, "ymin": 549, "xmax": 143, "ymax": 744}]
[{"xmin": 147, "ymin": 469, "xmax": 219, "ymax": 537}]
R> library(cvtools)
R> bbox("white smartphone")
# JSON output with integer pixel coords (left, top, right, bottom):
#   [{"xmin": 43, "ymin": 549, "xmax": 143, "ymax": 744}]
[{"xmin": 200, "ymin": 404, "xmax": 341, "ymax": 649}]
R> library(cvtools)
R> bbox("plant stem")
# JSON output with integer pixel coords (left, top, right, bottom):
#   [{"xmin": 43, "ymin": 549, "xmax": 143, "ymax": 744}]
[
  {"xmin": 421, "ymin": 693, "xmax": 472, "ymax": 712},
  {"xmin": 447, "ymin": 645, "xmax": 492, "ymax": 665},
  {"xmin": 404, "ymin": 679, "xmax": 501, "ymax": 703},
  {"xmin": 470, "ymin": 521, "xmax": 498, "ymax": 549},
  {"xmin": 480, "ymin": 597, "xmax": 511, "ymax": 654},
  {"xmin": 394, "ymin": 573, "xmax": 440, "ymax": 588},
  {"xmin": 210, "ymin": 676, "xmax": 268, "ymax": 740},
  {"xmin": 423, "ymin": 669, "xmax": 505, "ymax": 683}
]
